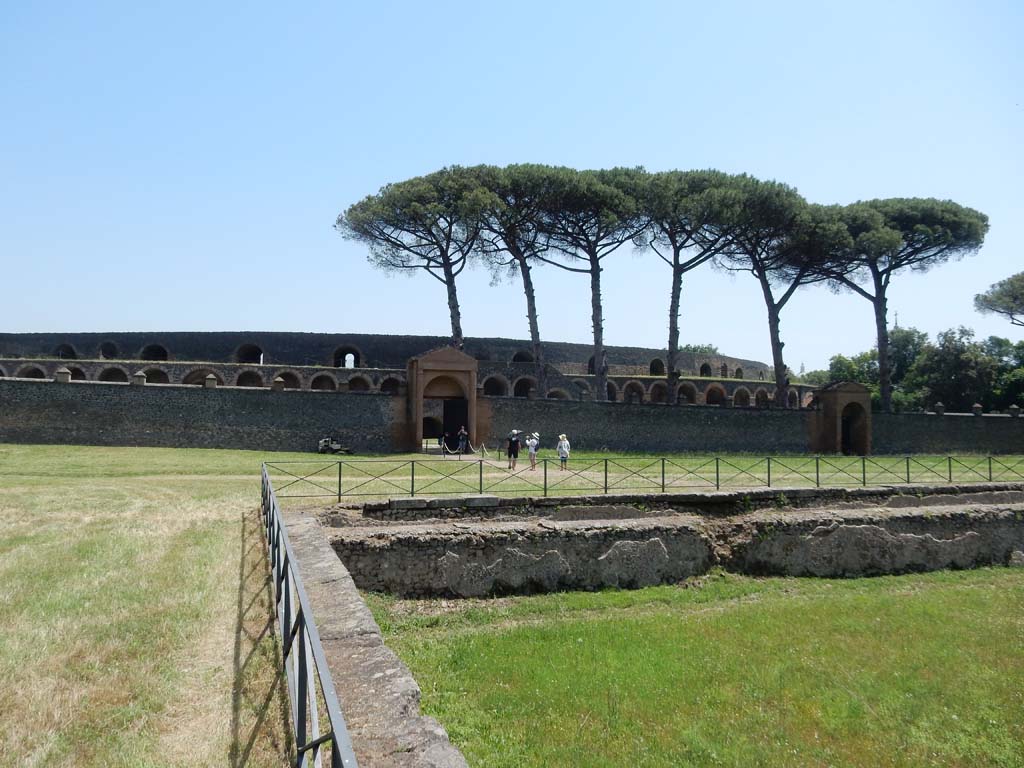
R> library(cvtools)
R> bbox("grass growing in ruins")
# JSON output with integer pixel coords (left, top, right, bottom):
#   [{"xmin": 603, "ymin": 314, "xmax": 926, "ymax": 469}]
[
  {"xmin": 0, "ymin": 443, "xmax": 322, "ymax": 767},
  {"xmin": 368, "ymin": 568, "xmax": 1024, "ymax": 768}
]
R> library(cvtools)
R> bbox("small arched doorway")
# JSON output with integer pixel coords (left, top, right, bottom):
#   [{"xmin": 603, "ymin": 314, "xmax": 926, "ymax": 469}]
[
  {"xmin": 424, "ymin": 374, "xmax": 468, "ymax": 451},
  {"xmin": 649, "ymin": 358, "xmax": 665, "ymax": 376},
  {"xmin": 841, "ymin": 402, "xmax": 869, "ymax": 456},
  {"xmin": 699, "ymin": 363, "xmax": 712, "ymax": 377}
]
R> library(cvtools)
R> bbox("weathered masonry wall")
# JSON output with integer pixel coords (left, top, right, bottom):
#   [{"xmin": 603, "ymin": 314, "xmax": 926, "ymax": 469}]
[
  {"xmin": 480, "ymin": 396, "xmax": 814, "ymax": 453},
  {"xmin": 0, "ymin": 379, "xmax": 398, "ymax": 453},
  {"xmin": 872, "ymin": 412, "xmax": 1024, "ymax": 455}
]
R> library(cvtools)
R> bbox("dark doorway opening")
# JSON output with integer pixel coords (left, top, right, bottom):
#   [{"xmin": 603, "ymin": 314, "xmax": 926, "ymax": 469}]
[
  {"xmin": 441, "ymin": 399, "xmax": 468, "ymax": 451},
  {"xmin": 841, "ymin": 402, "xmax": 868, "ymax": 456}
]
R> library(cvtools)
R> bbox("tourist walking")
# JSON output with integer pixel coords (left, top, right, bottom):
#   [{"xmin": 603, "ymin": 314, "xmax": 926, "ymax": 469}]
[
  {"xmin": 506, "ymin": 429, "xmax": 522, "ymax": 470},
  {"xmin": 525, "ymin": 432, "xmax": 540, "ymax": 470},
  {"xmin": 556, "ymin": 433, "xmax": 570, "ymax": 470},
  {"xmin": 457, "ymin": 425, "xmax": 468, "ymax": 457}
]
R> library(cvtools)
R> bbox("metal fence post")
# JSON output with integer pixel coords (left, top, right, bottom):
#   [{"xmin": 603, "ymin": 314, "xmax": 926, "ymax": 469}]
[
  {"xmin": 815, "ymin": 456, "xmax": 820, "ymax": 487},
  {"xmin": 767, "ymin": 457, "xmax": 772, "ymax": 488},
  {"xmin": 543, "ymin": 460, "xmax": 548, "ymax": 496},
  {"xmin": 604, "ymin": 459, "xmax": 608, "ymax": 494},
  {"xmin": 988, "ymin": 456, "xmax": 993, "ymax": 481},
  {"xmin": 862, "ymin": 456, "xmax": 866, "ymax": 486},
  {"xmin": 337, "ymin": 461, "xmax": 342, "ymax": 503},
  {"xmin": 479, "ymin": 459, "xmax": 483, "ymax": 494},
  {"xmin": 715, "ymin": 457, "xmax": 720, "ymax": 490},
  {"xmin": 410, "ymin": 461, "xmax": 416, "ymax": 497},
  {"xmin": 906, "ymin": 456, "xmax": 911, "ymax": 484},
  {"xmin": 661, "ymin": 458, "xmax": 665, "ymax": 493},
  {"xmin": 948, "ymin": 456, "xmax": 952, "ymax": 483}
]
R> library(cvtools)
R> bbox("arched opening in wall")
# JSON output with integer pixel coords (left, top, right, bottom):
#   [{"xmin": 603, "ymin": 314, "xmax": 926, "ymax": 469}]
[
  {"xmin": 68, "ymin": 367, "xmax": 87, "ymax": 381},
  {"xmin": 572, "ymin": 380, "xmax": 591, "ymax": 400},
  {"xmin": 841, "ymin": 402, "xmax": 869, "ymax": 456},
  {"xmin": 513, "ymin": 377, "xmax": 536, "ymax": 398},
  {"xmin": 546, "ymin": 389, "xmax": 570, "ymax": 400},
  {"xmin": 606, "ymin": 382, "xmax": 618, "ymax": 402},
  {"xmin": 482, "ymin": 376, "xmax": 508, "ymax": 397},
  {"xmin": 734, "ymin": 387, "xmax": 751, "ymax": 407},
  {"xmin": 422, "ymin": 416, "xmax": 443, "ymax": 441},
  {"xmin": 649, "ymin": 382, "xmax": 667, "ymax": 404},
  {"xmin": 472, "ymin": 349, "xmax": 492, "ymax": 362},
  {"xmin": 143, "ymin": 368, "xmax": 169, "ymax": 384},
  {"xmin": 623, "ymin": 381, "xmax": 645, "ymax": 403},
  {"xmin": 277, "ymin": 371, "xmax": 302, "ymax": 390},
  {"xmin": 236, "ymin": 344, "xmax": 263, "ymax": 364},
  {"xmin": 755, "ymin": 388, "xmax": 769, "ymax": 409},
  {"xmin": 347, "ymin": 375, "xmax": 371, "ymax": 392},
  {"xmin": 311, "ymin": 374, "xmax": 337, "ymax": 391},
  {"xmin": 54, "ymin": 344, "xmax": 77, "ymax": 359},
  {"xmin": 734, "ymin": 368, "xmax": 744, "ymax": 379},
  {"xmin": 17, "ymin": 366, "xmax": 46, "ymax": 379},
  {"xmin": 705, "ymin": 385, "xmax": 726, "ymax": 406},
  {"xmin": 423, "ymin": 375, "xmax": 468, "ymax": 451},
  {"xmin": 333, "ymin": 346, "xmax": 361, "ymax": 368},
  {"xmin": 99, "ymin": 341, "xmax": 119, "ymax": 360},
  {"xmin": 677, "ymin": 383, "xmax": 697, "ymax": 404},
  {"xmin": 380, "ymin": 377, "xmax": 401, "ymax": 395},
  {"xmin": 511, "ymin": 350, "xmax": 534, "ymax": 363},
  {"xmin": 699, "ymin": 363, "xmax": 712, "ymax": 377},
  {"xmin": 720, "ymin": 363, "xmax": 729, "ymax": 378},
  {"xmin": 99, "ymin": 368, "xmax": 128, "ymax": 383},
  {"xmin": 183, "ymin": 369, "xmax": 223, "ymax": 386},
  {"xmin": 649, "ymin": 358, "xmax": 665, "ymax": 376},
  {"xmin": 587, "ymin": 356, "xmax": 596, "ymax": 375},
  {"xmin": 803, "ymin": 391, "xmax": 816, "ymax": 408},
  {"xmin": 0, "ymin": 366, "xmax": 6, "ymax": 377},
  {"xmin": 236, "ymin": 371, "xmax": 265, "ymax": 388},
  {"xmin": 140, "ymin": 344, "xmax": 169, "ymax": 361},
  {"xmin": 787, "ymin": 390, "xmax": 799, "ymax": 409},
  {"xmin": 758, "ymin": 370, "xmax": 765, "ymax": 380}
]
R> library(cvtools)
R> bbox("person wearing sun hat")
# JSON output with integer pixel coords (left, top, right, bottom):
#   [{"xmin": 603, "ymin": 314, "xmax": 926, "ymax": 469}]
[
  {"xmin": 525, "ymin": 431, "xmax": 540, "ymax": 470},
  {"xmin": 556, "ymin": 433, "xmax": 570, "ymax": 470},
  {"xmin": 506, "ymin": 429, "xmax": 522, "ymax": 470}
]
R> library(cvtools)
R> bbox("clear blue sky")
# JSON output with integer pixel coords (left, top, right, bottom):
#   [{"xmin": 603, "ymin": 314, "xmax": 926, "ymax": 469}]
[{"xmin": 2, "ymin": 1, "xmax": 1021, "ymax": 370}]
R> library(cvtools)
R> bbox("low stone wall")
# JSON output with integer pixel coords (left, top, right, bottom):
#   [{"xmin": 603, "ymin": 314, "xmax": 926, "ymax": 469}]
[
  {"xmin": 873, "ymin": 412, "xmax": 1024, "ymax": 454},
  {"xmin": 326, "ymin": 484, "xmax": 1024, "ymax": 597}
]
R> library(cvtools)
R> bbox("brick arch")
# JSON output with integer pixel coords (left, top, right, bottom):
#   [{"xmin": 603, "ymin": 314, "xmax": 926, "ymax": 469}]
[
  {"xmin": 481, "ymin": 374, "xmax": 510, "ymax": 397},
  {"xmin": 183, "ymin": 368, "xmax": 223, "ymax": 386},
  {"xmin": 649, "ymin": 358, "xmax": 665, "ymax": 376},
  {"xmin": 733, "ymin": 387, "xmax": 751, "ymax": 407},
  {"xmin": 648, "ymin": 381, "xmax": 668, "ymax": 404},
  {"xmin": 235, "ymin": 343, "xmax": 263, "ymax": 364},
  {"xmin": 734, "ymin": 367, "xmax": 744, "ymax": 379},
  {"xmin": 546, "ymin": 388, "xmax": 571, "ymax": 400},
  {"xmin": 788, "ymin": 390, "xmax": 799, "ymax": 408},
  {"xmin": 622, "ymin": 380, "xmax": 645, "ymax": 403},
  {"xmin": 704, "ymin": 383, "xmax": 726, "ymax": 406},
  {"xmin": 677, "ymin": 382, "xmax": 697, "ymax": 404},
  {"xmin": 310, "ymin": 373, "xmax": 338, "ymax": 391},
  {"xmin": 380, "ymin": 376, "xmax": 402, "ymax": 395},
  {"xmin": 98, "ymin": 366, "xmax": 130, "ymax": 383},
  {"xmin": 275, "ymin": 370, "xmax": 302, "ymax": 390},
  {"xmin": 17, "ymin": 365, "xmax": 46, "ymax": 379},
  {"xmin": 67, "ymin": 366, "xmax": 87, "ymax": 381},
  {"xmin": 755, "ymin": 388, "xmax": 770, "ymax": 408},
  {"xmin": 511, "ymin": 349, "xmax": 534, "ymax": 363},
  {"xmin": 423, "ymin": 374, "xmax": 465, "ymax": 398},
  {"xmin": 142, "ymin": 367, "xmax": 170, "ymax": 384},
  {"xmin": 802, "ymin": 391, "xmax": 815, "ymax": 408},
  {"xmin": 346, "ymin": 374, "xmax": 372, "ymax": 392},
  {"xmin": 236, "ymin": 370, "xmax": 265, "ymax": 388},
  {"xmin": 139, "ymin": 343, "xmax": 169, "ymax": 361},
  {"xmin": 512, "ymin": 376, "xmax": 536, "ymax": 398},
  {"xmin": 606, "ymin": 381, "xmax": 619, "ymax": 402},
  {"xmin": 54, "ymin": 343, "xmax": 78, "ymax": 360},
  {"xmin": 333, "ymin": 344, "xmax": 363, "ymax": 368},
  {"xmin": 699, "ymin": 363, "xmax": 712, "ymax": 377}
]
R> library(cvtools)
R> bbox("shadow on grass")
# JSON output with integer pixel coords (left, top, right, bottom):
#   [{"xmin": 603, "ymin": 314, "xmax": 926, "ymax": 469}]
[{"xmin": 230, "ymin": 506, "xmax": 293, "ymax": 767}]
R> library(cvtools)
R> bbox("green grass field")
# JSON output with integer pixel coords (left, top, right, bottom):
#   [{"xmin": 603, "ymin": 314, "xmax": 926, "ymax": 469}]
[
  {"xmin": 368, "ymin": 569, "xmax": 1024, "ymax": 768},
  {"xmin": 0, "ymin": 443, "xmax": 323, "ymax": 767}
]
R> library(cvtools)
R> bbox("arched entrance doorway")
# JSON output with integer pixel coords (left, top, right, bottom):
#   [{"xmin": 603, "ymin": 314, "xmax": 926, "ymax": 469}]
[
  {"xmin": 841, "ymin": 402, "xmax": 869, "ymax": 456},
  {"xmin": 424, "ymin": 374, "xmax": 468, "ymax": 451}
]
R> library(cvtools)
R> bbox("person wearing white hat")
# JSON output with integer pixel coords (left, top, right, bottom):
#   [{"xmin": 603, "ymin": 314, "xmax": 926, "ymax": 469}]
[
  {"xmin": 506, "ymin": 429, "xmax": 522, "ymax": 470},
  {"xmin": 556, "ymin": 434, "xmax": 571, "ymax": 470},
  {"xmin": 525, "ymin": 432, "xmax": 540, "ymax": 470}
]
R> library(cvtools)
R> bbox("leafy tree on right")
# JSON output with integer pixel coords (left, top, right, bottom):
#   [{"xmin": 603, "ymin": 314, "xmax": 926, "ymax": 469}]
[{"xmin": 975, "ymin": 271, "xmax": 1024, "ymax": 327}]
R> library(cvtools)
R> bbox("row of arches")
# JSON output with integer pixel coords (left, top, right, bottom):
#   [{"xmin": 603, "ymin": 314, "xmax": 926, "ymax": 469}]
[
  {"xmin": 52, "ymin": 342, "xmax": 170, "ymax": 361},
  {"xmin": 43, "ymin": 341, "xmax": 368, "ymax": 368},
  {"xmin": 480, "ymin": 373, "xmax": 805, "ymax": 408}
]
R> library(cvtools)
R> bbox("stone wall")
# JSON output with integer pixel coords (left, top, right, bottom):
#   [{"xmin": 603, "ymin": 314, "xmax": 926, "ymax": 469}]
[
  {"xmin": 0, "ymin": 378, "xmax": 399, "ymax": 453},
  {"xmin": 873, "ymin": 412, "xmax": 1024, "ymax": 455}
]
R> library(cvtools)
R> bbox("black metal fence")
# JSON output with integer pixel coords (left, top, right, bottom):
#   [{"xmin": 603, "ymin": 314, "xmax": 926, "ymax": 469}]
[
  {"xmin": 265, "ymin": 454, "xmax": 1024, "ymax": 501},
  {"xmin": 261, "ymin": 464, "xmax": 359, "ymax": 767}
]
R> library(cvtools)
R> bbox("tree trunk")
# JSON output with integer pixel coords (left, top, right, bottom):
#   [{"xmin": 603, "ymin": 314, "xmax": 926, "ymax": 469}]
[
  {"xmin": 873, "ymin": 275, "xmax": 891, "ymax": 413},
  {"xmin": 517, "ymin": 256, "xmax": 548, "ymax": 394},
  {"xmin": 442, "ymin": 257, "xmax": 464, "ymax": 349},
  {"xmin": 666, "ymin": 262, "xmax": 683, "ymax": 405},
  {"xmin": 589, "ymin": 255, "xmax": 607, "ymax": 402},
  {"xmin": 757, "ymin": 273, "xmax": 789, "ymax": 407}
]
